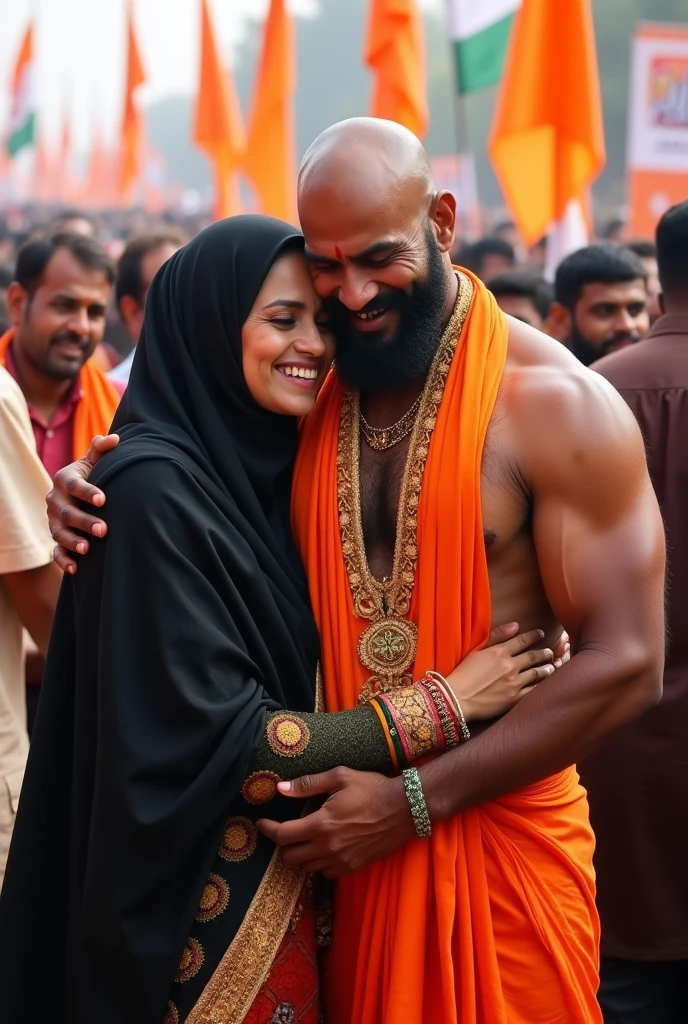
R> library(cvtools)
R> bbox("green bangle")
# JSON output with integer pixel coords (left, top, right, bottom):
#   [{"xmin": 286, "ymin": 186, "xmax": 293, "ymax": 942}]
[
  {"xmin": 372, "ymin": 696, "xmax": 408, "ymax": 770},
  {"xmin": 402, "ymin": 767, "xmax": 432, "ymax": 838}
]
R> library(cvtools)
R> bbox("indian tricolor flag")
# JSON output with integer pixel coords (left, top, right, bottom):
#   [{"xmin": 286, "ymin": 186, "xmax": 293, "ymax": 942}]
[
  {"xmin": 6, "ymin": 23, "xmax": 36, "ymax": 158},
  {"xmin": 447, "ymin": 0, "xmax": 521, "ymax": 95}
]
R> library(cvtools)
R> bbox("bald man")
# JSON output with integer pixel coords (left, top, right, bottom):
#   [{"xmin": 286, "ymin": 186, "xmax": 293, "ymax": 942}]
[{"xmin": 47, "ymin": 120, "xmax": 664, "ymax": 1024}]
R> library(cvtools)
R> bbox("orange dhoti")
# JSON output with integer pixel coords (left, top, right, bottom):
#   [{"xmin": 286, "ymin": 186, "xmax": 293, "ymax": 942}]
[{"xmin": 292, "ymin": 271, "xmax": 601, "ymax": 1024}]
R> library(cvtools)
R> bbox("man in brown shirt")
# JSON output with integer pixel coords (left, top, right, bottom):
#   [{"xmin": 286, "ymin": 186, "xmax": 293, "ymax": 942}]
[{"xmin": 581, "ymin": 201, "xmax": 688, "ymax": 1023}]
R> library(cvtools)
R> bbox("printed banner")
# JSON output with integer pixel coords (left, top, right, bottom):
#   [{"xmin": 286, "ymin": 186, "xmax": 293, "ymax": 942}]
[{"xmin": 627, "ymin": 22, "xmax": 688, "ymax": 237}]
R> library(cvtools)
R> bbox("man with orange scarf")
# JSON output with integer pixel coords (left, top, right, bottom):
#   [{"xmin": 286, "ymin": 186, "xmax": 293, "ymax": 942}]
[
  {"xmin": 47, "ymin": 121, "xmax": 665, "ymax": 1023},
  {"xmin": 0, "ymin": 232, "xmax": 120, "ymax": 729},
  {"xmin": 260, "ymin": 120, "xmax": 665, "ymax": 1023},
  {"xmin": 0, "ymin": 232, "xmax": 120, "ymax": 479}
]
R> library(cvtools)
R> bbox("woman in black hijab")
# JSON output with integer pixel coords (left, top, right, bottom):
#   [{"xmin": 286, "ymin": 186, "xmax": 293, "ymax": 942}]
[
  {"xmin": 0, "ymin": 217, "xmax": 556, "ymax": 1024},
  {"xmin": 0, "ymin": 216, "xmax": 339, "ymax": 1023}
]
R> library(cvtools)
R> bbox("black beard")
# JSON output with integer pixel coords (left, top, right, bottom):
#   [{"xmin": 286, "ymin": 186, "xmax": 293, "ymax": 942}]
[
  {"xmin": 326, "ymin": 228, "xmax": 449, "ymax": 391},
  {"xmin": 570, "ymin": 322, "xmax": 641, "ymax": 367}
]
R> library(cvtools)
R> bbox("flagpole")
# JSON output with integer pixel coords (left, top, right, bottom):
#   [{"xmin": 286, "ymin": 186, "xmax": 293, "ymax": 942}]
[{"xmin": 445, "ymin": 5, "xmax": 481, "ymax": 242}]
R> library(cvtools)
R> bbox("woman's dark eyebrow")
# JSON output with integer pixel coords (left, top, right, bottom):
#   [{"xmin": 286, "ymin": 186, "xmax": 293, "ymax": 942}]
[{"xmin": 263, "ymin": 299, "xmax": 306, "ymax": 310}]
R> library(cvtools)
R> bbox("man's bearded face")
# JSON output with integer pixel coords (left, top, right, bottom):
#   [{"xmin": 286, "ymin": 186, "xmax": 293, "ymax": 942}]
[
  {"xmin": 569, "ymin": 279, "xmax": 649, "ymax": 366},
  {"xmin": 322, "ymin": 224, "xmax": 449, "ymax": 391}
]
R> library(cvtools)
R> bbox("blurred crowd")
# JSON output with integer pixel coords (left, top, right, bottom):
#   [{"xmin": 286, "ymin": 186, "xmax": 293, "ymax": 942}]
[
  {"xmin": 0, "ymin": 205, "xmax": 661, "ymax": 382},
  {"xmin": 453, "ymin": 217, "xmax": 660, "ymax": 361},
  {"xmin": 0, "ymin": 206, "xmax": 203, "ymax": 372}
]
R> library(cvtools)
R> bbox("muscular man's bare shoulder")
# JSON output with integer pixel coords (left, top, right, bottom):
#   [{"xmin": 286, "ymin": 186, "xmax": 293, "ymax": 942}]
[
  {"xmin": 502, "ymin": 317, "xmax": 647, "ymax": 513},
  {"xmin": 503, "ymin": 317, "xmax": 637, "ymax": 434}
]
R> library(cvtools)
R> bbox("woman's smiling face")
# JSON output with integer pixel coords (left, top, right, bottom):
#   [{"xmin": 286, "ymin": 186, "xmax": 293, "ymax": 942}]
[{"xmin": 241, "ymin": 250, "xmax": 335, "ymax": 417}]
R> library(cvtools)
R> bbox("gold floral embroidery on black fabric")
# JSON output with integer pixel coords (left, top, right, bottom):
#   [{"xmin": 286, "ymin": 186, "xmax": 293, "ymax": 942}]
[
  {"xmin": 266, "ymin": 713, "xmax": 311, "ymax": 757},
  {"xmin": 176, "ymin": 937, "xmax": 205, "ymax": 984},
  {"xmin": 185, "ymin": 853, "xmax": 306, "ymax": 1024},
  {"xmin": 162, "ymin": 1001, "xmax": 179, "ymax": 1024},
  {"xmin": 196, "ymin": 873, "xmax": 230, "ymax": 923},
  {"xmin": 219, "ymin": 816, "xmax": 258, "ymax": 863},
  {"xmin": 241, "ymin": 770, "xmax": 281, "ymax": 805},
  {"xmin": 186, "ymin": 670, "xmax": 322, "ymax": 1023}
]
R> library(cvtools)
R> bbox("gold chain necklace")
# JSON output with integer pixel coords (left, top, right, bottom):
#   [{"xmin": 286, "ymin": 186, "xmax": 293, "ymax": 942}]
[
  {"xmin": 359, "ymin": 395, "xmax": 422, "ymax": 451},
  {"xmin": 336, "ymin": 273, "xmax": 473, "ymax": 702}
]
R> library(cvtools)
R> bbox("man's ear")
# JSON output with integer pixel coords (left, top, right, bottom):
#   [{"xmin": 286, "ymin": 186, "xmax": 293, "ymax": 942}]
[
  {"xmin": 431, "ymin": 191, "xmax": 457, "ymax": 255},
  {"xmin": 7, "ymin": 281, "xmax": 28, "ymax": 328},
  {"xmin": 546, "ymin": 301, "xmax": 573, "ymax": 344},
  {"xmin": 118, "ymin": 295, "xmax": 145, "ymax": 339}
]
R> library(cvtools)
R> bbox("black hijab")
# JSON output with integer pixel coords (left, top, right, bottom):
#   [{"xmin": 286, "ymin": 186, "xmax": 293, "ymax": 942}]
[
  {"xmin": 115, "ymin": 212, "xmax": 314, "ymax": 600},
  {"xmin": 0, "ymin": 216, "xmax": 320, "ymax": 1023}
]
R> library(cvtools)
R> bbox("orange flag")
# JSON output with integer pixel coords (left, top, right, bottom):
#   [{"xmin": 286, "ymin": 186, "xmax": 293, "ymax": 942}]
[
  {"xmin": 58, "ymin": 111, "xmax": 74, "ymax": 203},
  {"xmin": 83, "ymin": 126, "xmax": 109, "ymax": 208},
  {"xmin": 488, "ymin": 0, "xmax": 605, "ymax": 247},
  {"xmin": 119, "ymin": 2, "xmax": 147, "ymax": 202},
  {"xmin": 143, "ymin": 145, "xmax": 167, "ymax": 215},
  {"xmin": 33, "ymin": 133, "xmax": 55, "ymax": 202},
  {"xmin": 365, "ymin": 0, "xmax": 428, "ymax": 139},
  {"xmin": 6, "ymin": 22, "xmax": 35, "ymax": 158},
  {"xmin": 193, "ymin": 0, "xmax": 245, "ymax": 219},
  {"xmin": 243, "ymin": 0, "xmax": 297, "ymax": 224}
]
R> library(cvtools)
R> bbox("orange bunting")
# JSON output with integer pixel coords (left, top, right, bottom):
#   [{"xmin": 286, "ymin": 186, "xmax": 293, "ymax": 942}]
[
  {"xmin": 193, "ymin": 0, "xmax": 245, "ymax": 220},
  {"xmin": 119, "ymin": 2, "xmax": 147, "ymax": 202},
  {"xmin": 365, "ymin": 0, "xmax": 428, "ymax": 139},
  {"xmin": 243, "ymin": 0, "xmax": 297, "ymax": 224}
]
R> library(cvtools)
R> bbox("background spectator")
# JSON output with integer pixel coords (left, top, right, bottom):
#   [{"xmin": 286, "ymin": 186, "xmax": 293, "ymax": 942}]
[
  {"xmin": 581, "ymin": 200, "xmax": 688, "ymax": 1024},
  {"xmin": 108, "ymin": 229, "xmax": 186, "ymax": 386},
  {"xmin": 598, "ymin": 216, "xmax": 628, "ymax": 245},
  {"xmin": 488, "ymin": 271, "xmax": 554, "ymax": 332},
  {"xmin": 549, "ymin": 243, "xmax": 649, "ymax": 364},
  {"xmin": 457, "ymin": 236, "xmax": 516, "ymax": 283},
  {"xmin": 0, "ymin": 367, "xmax": 61, "ymax": 885},
  {"xmin": 626, "ymin": 239, "xmax": 661, "ymax": 324},
  {"xmin": 0, "ymin": 263, "xmax": 12, "ymax": 333}
]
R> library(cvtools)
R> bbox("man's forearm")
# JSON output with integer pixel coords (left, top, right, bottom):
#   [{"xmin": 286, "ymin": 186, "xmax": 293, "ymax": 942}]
[
  {"xmin": 4, "ymin": 562, "xmax": 62, "ymax": 658},
  {"xmin": 421, "ymin": 647, "xmax": 660, "ymax": 821}
]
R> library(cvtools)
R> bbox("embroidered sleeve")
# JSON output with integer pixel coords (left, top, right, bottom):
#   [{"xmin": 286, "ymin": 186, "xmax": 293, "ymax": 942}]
[{"xmin": 247, "ymin": 678, "xmax": 463, "ymax": 782}]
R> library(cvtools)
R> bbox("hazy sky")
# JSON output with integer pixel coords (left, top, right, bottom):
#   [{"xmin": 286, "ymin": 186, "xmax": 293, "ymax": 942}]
[{"xmin": 2, "ymin": 0, "xmax": 441, "ymax": 152}]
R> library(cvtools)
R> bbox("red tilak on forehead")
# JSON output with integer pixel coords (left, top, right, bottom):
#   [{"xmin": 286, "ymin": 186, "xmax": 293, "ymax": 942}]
[{"xmin": 334, "ymin": 245, "xmax": 346, "ymax": 263}]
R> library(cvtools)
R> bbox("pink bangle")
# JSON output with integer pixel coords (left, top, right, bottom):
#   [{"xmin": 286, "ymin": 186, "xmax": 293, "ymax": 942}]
[{"xmin": 425, "ymin": 671, "xmax": 471, "ymax": 742}]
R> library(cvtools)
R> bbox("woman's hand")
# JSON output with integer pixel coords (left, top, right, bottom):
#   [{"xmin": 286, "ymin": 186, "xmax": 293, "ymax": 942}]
[
  {"xmin": 47, "ymin": 434, "xmax": 119, "ymax": 573},
  {"xmin": 445, "ymin": 622, "xmax": 555, "ymax": 722}
]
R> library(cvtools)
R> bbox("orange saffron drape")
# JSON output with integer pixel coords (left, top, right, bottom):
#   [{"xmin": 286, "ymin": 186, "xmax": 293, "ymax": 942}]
[
  {"xmin": 243, "ymin": 0, "xmax": 297, "ymax": 224},
  {"xmin": 0, "ymin": 329, "xmax": 121, "ymax": 460},
  {"xmin": 365, "ymin": 0, "xmax": 428, "ymax": 139},
  {"xmin": 292, "ymin": 275, "xmax": 601, "ymax": 1024}
]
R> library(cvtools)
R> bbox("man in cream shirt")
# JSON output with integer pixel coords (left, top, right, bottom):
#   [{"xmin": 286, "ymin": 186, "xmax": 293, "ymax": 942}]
[{"xmin": 0, "ymin": 367, "xmax": 61, "ymax": 885}]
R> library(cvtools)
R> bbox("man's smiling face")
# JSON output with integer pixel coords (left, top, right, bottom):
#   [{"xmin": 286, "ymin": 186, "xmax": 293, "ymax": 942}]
[{"xmin": 297, "ymin": 125, "xmax": 457, "ymax": 390}]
